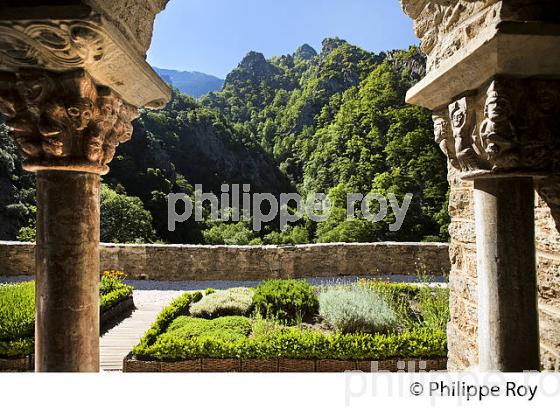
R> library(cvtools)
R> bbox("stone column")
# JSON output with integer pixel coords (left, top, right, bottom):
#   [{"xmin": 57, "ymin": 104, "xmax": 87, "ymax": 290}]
[
  {"xmin": 0, "ymin": 68, "xmax": 138, "ymax": 371},
  {"xmin": 0, "ymin": 1, "xmax": 171, "ymax": 372},
  {"xmin": 474, "ymin": 177, "xmax": 540, "ymax": 371},
  {"xmin": 35, "ymin": 171, "xmax": 100, "ymax": 371},
  {"xmin": 401, "ymin": 0, "xmax": 560, "ymax": 371}
]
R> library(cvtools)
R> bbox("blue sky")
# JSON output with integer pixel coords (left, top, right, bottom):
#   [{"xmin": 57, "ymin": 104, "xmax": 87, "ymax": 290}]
[{"xmin": 147, "ymin": 0, "xmax": 418, "ymax": 79}]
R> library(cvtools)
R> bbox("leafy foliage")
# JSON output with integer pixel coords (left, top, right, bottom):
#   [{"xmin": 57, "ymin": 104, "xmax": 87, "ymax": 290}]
[
  {"xmin": 134, "ymin": 326, "xmax": 446, "ymax": 361},
  {"xmin": 99, "ymin": 271, "xmax": 134, "ymax": 312},
  {"xmin": 0, "ymin": 40, "xmax": 449, "ymax": 244},
  {"xmin": 100, "ymin": 185, "xmax": 155, "ymax": 243},
  {"xmin": 0, "ymin": 282, "xmax": 35, "ymax": 342},
  {"xmin": 166, "ymin": 316, "xmax": 252, "ymax": 343},
  {"xmin": 253, "ymin": 279, "xmax": 318, "ymax": 324},
  {"xmin": 131, "ymin": 279, "xmax": 449, "ymax": 362},
  {"xmin": 202, "ymin": 220, "xmax": 260, "ymax": 245},
  {"xmin": 318, "ymin": 286, "xmax": 397, "ymax": 334},
  {"xmin": 0, "ymin": 274, "xmax": 134, "ymax": 358},
  {"xmin": 416, "ymin": 286, "xmax": 450, "ymax": 332},
  {"xmin": 133, "ymin": 291, "xmax": 202, "ymax": 352},
  {"xmin": 360, "ymin": 278, "xmax": 449, "ymax": 331},
  {"xmin": 189, "ymin": 287, "xmax": 254, "ymax": 318}
]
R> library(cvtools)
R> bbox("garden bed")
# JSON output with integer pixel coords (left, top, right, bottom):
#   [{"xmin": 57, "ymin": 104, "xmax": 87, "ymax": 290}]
[
  {"xmin": 0, "ymin": 271, "xmax": 134, "ymax": 371},
  {"xmin": 123, "ymin": 355, "xmax": 447, "ymax": 372},
  {"xmin": 126, "ymin": 279, "xmax": 449, "ymax": 372},
  {"xmin": 100, "ymin": 295, "xmax": 135, "ymax": 335}
]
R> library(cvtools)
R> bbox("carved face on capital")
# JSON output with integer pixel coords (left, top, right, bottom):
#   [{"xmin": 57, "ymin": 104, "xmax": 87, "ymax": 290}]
[
  {"xmin": 451, "ymin": 106, "xmax": 465, "ymax": 129},
  {"xmin": 484, "ymin": 93, "xmax": 511, "ymax": 121},
  {"xmin": 433, "ymin": 116, "xmax": 450, "ymax": 142},
  {"xmin": 85, "ymin": 127, "xmax": 104, "ymax": 162},
  {"xmin": 16, "ymin": 73, "xmax": 52, "ymax": 106},
  {"xmin": 42, "ymin": 136, "xmax": 64, "ymax": 157},
  {"xmin": 116, "ymin": 105, "xmax": 137, "ymax": 143},
  {"xmin": 97, "ymin": 95, "xmax": 119, "ymax": 125},
  {"xmin": 65, "ymin": 98, "xmax": 93, "ymax": 131},
  {"xmin": 120, "ymin": 122, "xmax": 133, "ymax": 143}
]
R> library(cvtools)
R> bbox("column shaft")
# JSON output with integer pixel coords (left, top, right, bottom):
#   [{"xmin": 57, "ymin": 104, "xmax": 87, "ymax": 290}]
[
  {"xmin": 474, "ymin": 177, "xmax": 540, "ymax": 371},
  {"xmin": 35, "ymin": 171, "xmax": 100, "ymax": 372}
]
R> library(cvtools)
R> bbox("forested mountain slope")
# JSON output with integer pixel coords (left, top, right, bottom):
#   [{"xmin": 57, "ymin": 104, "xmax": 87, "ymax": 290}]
[{"xmin": 0, "ymin": 39, "xmax": 448, "ymax": 245}]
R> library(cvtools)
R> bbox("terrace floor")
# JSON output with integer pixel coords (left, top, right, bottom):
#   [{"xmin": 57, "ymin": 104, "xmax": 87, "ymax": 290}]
[{"xmin": 100, "ymin": 289, "xmax": 182, "ymax": 371}]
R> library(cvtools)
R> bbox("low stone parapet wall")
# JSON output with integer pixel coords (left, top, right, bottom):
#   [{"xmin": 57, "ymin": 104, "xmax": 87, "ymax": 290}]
[{"xmin": 0, "ymin": 241, "xmax": 450, "ymax": 281}]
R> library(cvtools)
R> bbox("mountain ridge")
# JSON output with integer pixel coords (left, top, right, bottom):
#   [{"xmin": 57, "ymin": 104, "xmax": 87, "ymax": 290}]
[
  {"xmin": 153, "ymin": 67, "xmax": 224, "ymax": 98},
  {"xmin": 1, "ymin": 39, "xmax": 447, "ymax": 246}
]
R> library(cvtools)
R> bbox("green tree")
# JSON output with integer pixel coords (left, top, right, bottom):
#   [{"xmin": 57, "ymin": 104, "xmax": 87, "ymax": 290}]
[{"xmin": 100, "ymin": 185, "xmax": 156, "ymax": 243}]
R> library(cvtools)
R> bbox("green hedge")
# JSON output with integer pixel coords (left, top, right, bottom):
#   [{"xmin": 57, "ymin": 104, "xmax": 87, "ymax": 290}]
[
  {"xmin": 0, "ymin": 276, "xmax": 134, "ymax": 358},
  {"xmin": 166, "ymin": 316, "xmax": 252, "ymax": 343},
  {"xmin": 0, "ymin": 282, "xmax": 35, "ymax": 359},
  {"xmin": 0, "ymin": 282, "xmax": 35, "ymax": 342},
  {"xmin": 132, "ymin": 291, "xmax": 202, "ymax": 355},
  {"xmin": 131, "ymin": 280, "xmax": 449, "ymax": 362},
  {"xmin": 253, "ymin": 279, "xmax": 319, "ymax": 324},
  {"xmin": 133, "ymin": 327, "xmax": 446, "ymax": 361},
  {"xmin": 100, "ymin": 284, "xmax": 133, "ymax": 312}
]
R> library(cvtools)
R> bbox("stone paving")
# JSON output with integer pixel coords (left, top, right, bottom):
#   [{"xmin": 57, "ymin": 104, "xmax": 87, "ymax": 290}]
[{"xmin": 99, "ymin": 289, "xmax": 182, "ymax": 371}]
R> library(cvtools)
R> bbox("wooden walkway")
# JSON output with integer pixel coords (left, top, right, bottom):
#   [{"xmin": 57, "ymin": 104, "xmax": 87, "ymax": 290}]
[{"xmin": 99, "ymin": 290, "xmax": 182, "ymax": 371}]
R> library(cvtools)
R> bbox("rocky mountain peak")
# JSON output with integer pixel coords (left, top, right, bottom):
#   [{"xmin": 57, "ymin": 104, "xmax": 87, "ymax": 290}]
[
  {"xmin": 321, "ymin": 37, "xmax": 348, "ymax": 55},
  {"xmin": 225, "ymin": 51, "xmax": 281, "ymax": 85},
  {"xmin": 294, "ymin": 44, "xmax": 318, "ymax": 61}
]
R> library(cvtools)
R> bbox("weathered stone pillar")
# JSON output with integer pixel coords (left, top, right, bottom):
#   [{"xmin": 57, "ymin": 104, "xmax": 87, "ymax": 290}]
[
  {"xmin": 35, "ymin": 171, "xmax": 101, "ymax": 372},
  {"xmin": 474, "ymin": 177, "xmax": 540, "ymax": 371},
  {"xmin": 0, "ymin": 2, "xmax": 171, "ymax": 371},
  {"xmin": 401, "ymin": 0, "xmax": 560, "ymax": 371},
  {"xmin": 0, "ymin": 68, "xmax": 140, "ymax": 371}
]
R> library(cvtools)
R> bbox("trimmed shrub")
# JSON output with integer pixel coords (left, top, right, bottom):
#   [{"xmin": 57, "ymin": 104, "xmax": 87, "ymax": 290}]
[
  {"xmin": 190, "ymin": 287, "xmax": 254, "ymax": 318},
  {"xmin": 319, "ymin": 286, "xmax": 397, "ymax": 334},
  {"xmin": 253, "ymin": 279, "xmax": 318, "ymax": 324},
  {"xmin": 0, "ymin": 274, "xmax": 134, "ymax": 358},
  {"xmin": 98, "ymin": 270, "xmax": 133, "ymax": 312},
  {"xmin": 131, "ymin": 282, "xmax": 448, "ymax": 362},
  {"xmin": 0, "ymin": 281, "xmax": 35, "ymax": 342},
  {"xmin": 0, "ymin": 338, "xmax": 34, "ymax": 358},
  {"xmin": 132, "ymin": 291, "xmax": 202, "ymax": 354},
  {"xmin": 133, "ymin": 326, "xmax": 446, "ymax": 361},
  {"xmin": 100, "ymin": 270, "xmax": 133, "ymax": 312},
  {"xmin": 100, "ymin": 286, "xmax": 133, "ymax": 312},
  {"xmin": 166, "ymin": 316, "xmax": 252, "ymax": 343}
]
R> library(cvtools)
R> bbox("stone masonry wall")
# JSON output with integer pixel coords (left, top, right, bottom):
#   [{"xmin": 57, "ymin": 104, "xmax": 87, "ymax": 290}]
[
  {"xmin": 0, "ymin": 242, "xmax": 449, "ymax": 281},
  {"xmin": 447, "ymin": 168, "xmax": 560, "ymax": 371}
]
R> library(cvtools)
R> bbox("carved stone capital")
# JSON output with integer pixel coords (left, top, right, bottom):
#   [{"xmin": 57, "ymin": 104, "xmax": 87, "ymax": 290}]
[
  {"xmin": 0, "ymin": 6, "xmax": 170, "ymax": 108},
  {"xmin": 434, "ymin": 76, "xmax": 560, "ymax": 180},
  {"xmin": 401, "ymin": 0, "xmax": 560, "ymax": 73},
  {"xmin": 401, "ymin": 0, "xmax": 560, "ymax": 109},
  {"xmin": 0, "ymin": 68, "xmax": 137, "ymax": 175}
]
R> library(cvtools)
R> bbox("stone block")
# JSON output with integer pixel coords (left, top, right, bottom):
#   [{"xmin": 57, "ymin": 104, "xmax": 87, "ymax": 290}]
[
  {"xmin": 449, "ymin": 221, "xmax": 476, "ymax": 244},
  {"xmin": 449, "ymin": 188, "xmax": 474, "ymax": 219},
  {"xmin": 537, "ymin": 255, "xmax": 560, "ymax": 308}
]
